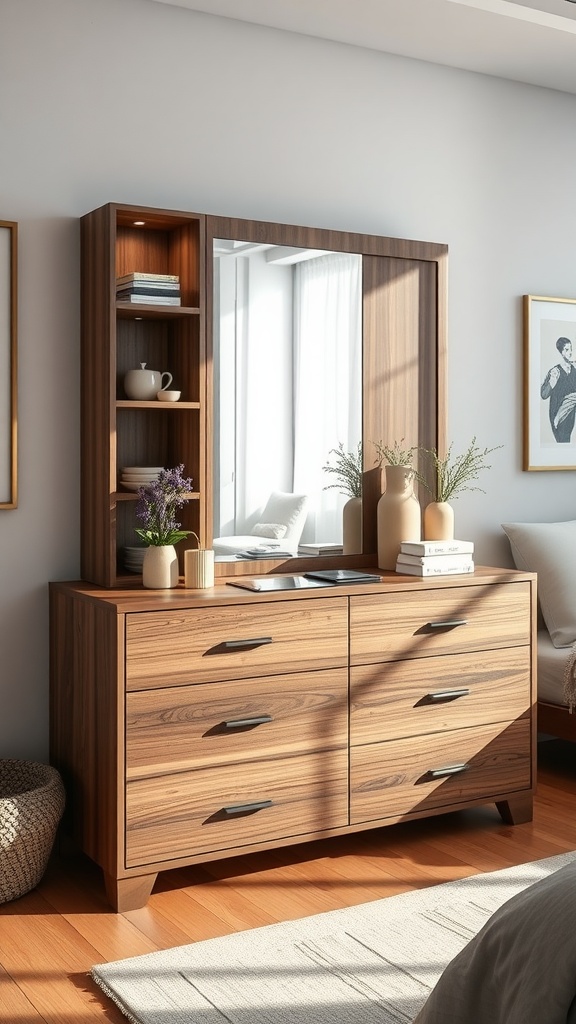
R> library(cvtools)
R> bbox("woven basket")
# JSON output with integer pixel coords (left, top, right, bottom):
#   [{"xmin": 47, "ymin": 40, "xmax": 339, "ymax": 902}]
[{"xmin": 0, "ymin": 759, "xmax": 65, "ymax": 904}]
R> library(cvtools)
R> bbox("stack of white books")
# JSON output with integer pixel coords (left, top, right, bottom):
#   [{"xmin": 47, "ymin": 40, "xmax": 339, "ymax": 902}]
[
  {"xmin": 396, "ymin": 539, "xmax": 474, "ymax": 576},
  {"xmin": 298, "ymin": 542, "xmax": 344, "ymax": 556},
  {"xmin": 116, "ymin": 272, "xmax": 181, "ymax": 305}
]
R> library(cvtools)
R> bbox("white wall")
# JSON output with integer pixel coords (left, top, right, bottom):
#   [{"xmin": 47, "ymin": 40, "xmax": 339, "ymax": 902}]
[{"xmin": 2, "ymin": 0, "xmax": 576, "ymax": 759}]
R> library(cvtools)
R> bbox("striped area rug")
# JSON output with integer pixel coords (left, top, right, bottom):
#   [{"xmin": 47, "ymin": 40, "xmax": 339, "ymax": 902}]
[{"xmin": 92, "ymin": 850, "xmax": 576, "ymax": 1024}]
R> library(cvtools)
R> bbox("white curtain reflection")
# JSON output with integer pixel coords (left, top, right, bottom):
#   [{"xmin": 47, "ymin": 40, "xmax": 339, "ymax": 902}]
[
  {"xmin": 292, "ymin": 253, "xmax": 362, "ymax": 543},
  {"xmin": 214, "ymin": 246, "xmax": 362, "ymax": 544}
]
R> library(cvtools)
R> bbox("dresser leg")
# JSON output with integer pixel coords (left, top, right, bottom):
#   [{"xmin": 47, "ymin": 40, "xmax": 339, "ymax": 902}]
[
  {"xmin": 496, "ymin": 795, "xmax": 533, "ymax": 825},
  {"xmin": 104, "ymin": 871, "xmax": 158, "ymax": 912}
]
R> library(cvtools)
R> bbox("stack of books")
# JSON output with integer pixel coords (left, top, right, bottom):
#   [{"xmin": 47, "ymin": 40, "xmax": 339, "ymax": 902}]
[
  {"xmin": 116, "ymin": 272, "xmax": 181, "ymax": 305},
  {"xmin": 396, "ymin": 539, "xmax": 474, "ymax": 576},
  {"xmin": 297, "ymin": 542, "xmax": 344, "ymax": 556}
]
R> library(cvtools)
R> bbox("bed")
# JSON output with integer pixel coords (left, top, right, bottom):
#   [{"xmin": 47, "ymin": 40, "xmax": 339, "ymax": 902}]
[{"xmin": 502, "ymin": 519, "xmax": 576, "ymax": 742}]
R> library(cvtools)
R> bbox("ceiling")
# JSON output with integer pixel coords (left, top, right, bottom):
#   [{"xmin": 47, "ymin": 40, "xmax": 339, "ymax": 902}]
[{"xmin": 149, "ymin": 0, "xmax": 576, "ymax": 95}]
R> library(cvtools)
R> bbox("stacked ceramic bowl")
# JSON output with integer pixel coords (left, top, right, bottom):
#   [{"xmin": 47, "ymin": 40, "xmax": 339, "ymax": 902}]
[
  {"xmin": 119, "ymin": 466, "xmax": 163, "ymax": 492},
  {"xmin": 123, "ymin": 544, "xmax": 147, "ymax": 573}
]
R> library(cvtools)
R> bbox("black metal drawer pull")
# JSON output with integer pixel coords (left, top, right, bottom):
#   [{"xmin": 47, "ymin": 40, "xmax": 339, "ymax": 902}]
[
  {"xmin": 426, "ymin": 688, "xmax": 470, "ymax": 703},
  {"xmin": 222, "ymin": 800, "xmax": 273, "ymax": 816},
  {"xmin": 426, "ymin": 619, "xmax": 468, "ymax": 629},
  {"xmin": 428, "ymin": 764, "xmax": 468, "ymax": 779},
  {"xmin": 224, "ymin": 715, "xmax": 273, "ymax": 728},
  {"xmin": 222, "ymin": 637, "xmax": 273, "ymax": 650}
]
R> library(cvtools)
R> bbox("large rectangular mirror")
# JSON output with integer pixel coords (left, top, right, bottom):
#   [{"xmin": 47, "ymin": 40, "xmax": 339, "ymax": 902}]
[{"xmin": 206, "ymin": 216, "xmax": 447, "ymax": 576}]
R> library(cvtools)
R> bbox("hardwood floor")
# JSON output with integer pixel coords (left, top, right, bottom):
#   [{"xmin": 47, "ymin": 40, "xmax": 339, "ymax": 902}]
[{"xmin": 1, "ymin": 739, "xmax": 575, "ymax": 1023}]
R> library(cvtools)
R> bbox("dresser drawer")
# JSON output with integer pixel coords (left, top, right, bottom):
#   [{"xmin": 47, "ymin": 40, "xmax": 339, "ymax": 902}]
[
  {"xmin": 351, "ymin": 647, "xmax": 531, "ymax": 745},
  {"xmin": 125, "ymin": 597, "xmax": 348, "ymax": 690},
  {"xmin": 350, "ymin": 582, "xmax": 531, "ymax": 665},
  {"xmin": 125, "ymin": 749, "xmax": 348, "ymax": 867},
  {"xmin": 350, "ymin": 717, "xmax": 531, "ymax": 825},
  {"xmin": 126, "ymin": 667, "xmax": 348, "ymax": 779}
]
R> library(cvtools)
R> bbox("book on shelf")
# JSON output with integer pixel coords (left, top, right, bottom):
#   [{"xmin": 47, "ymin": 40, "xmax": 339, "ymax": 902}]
[
  {"xmin": 298, "ymin": 542, "xmax": 344, "ymax": 556},
  {"xmin": 117, "ymin": 294, "xmax": 181, "ymax": 305},
  {"xmin": 116, "ymin": 285, "xmax": 181, "ymax": 298},
  {"xmin": 397, "ymin": 552, "xmax": 475, "ymax": 568},
  {"xmin": 396, "ymin": 558, "xmax": 474, "ymax": 577},
  {"xmin": 399, "ymin": 539, "xmax": 474, "ymax": 557},
  {"xmin": 116, "ymin": 272, "xmax": 180, "ymax": 285}
]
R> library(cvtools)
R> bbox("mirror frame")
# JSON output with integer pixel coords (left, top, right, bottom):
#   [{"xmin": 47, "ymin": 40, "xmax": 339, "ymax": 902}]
[
  {"xmin": 205, "ymin": 215, "xmax": 447, "ymax": 577},
  {"xmin": 0, "ymin": 221, "xmax": 17, "ymax": 510}
]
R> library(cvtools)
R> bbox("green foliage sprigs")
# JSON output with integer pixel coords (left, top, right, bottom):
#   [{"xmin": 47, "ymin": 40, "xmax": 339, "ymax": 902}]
[
  {"xmin": 322, "ymin": 442, "xmax": 363, "ymax": 498},
  {"xmin": 372, "ymin": 438, "xmax": 418, "ymax": 467},
  {"xmin": 420, "ymin": 437, "xmax": 503, "ymax": 503}
]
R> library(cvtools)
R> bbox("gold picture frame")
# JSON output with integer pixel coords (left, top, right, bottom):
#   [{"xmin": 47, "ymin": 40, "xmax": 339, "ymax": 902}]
[
  {"xmin": 0, "ymin": 221, "xmax": 17, "ymax": 507},
  {"xmin": 523, "ymin": 294, "xmax": 576, "ymax": 471}
]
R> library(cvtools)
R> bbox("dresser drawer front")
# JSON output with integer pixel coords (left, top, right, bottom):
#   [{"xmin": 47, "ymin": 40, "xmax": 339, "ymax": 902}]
[
  {"xmin": 350, "ymin": 718, "xmax": 531, "ymax": 824},
  {"xmin": 125, "ymin": 750, "xmax": 348, "ymax": 867},
  {"xmin": 127, "ymin": 668, "xmax": 348, "ymax": 779},
  {"xmin": 125, "ymin": 598, "xmax": 348, "ymax": 690},
  {"xmin": 351, "ymin": 647, "xmax": 531, "ymax": 745},
  {"xmin": 350, "ymin": 583, "xmax": 531, "ymax": 665}
]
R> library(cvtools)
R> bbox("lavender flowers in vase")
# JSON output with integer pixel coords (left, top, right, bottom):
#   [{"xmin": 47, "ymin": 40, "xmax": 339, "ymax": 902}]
[{"xmin": 134, "ymin": 464, "xmax": 195, "ymax": 589}]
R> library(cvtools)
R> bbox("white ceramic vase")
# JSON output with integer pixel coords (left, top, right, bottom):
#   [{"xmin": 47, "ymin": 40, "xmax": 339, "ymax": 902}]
[
  {"xmin": 377, "ymin": 464, "xmax": 421, "ymax": 570},
  {"xmin": 424, "ymin": 501, "xmax": 455, "ymax": 541},
  {"xmin": 142, "ymin": 544, "xmax": 179, "ymax": 589},
  {"xmin": 184, "ymin": 548, "xmax": 215, "ymax": 589},
  {"xmin": 342, "ymin": 496, "xmax": 362, "ymax": 555}
]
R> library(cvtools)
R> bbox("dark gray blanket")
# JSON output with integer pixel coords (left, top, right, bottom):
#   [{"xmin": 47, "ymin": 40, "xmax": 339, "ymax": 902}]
[{"xmin": 413, "ymin": 860, "xmax": 576, "ymax": 1024}]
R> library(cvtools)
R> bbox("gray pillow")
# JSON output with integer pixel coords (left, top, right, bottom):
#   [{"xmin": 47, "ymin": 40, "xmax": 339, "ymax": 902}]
[{"xmin": 501, "ymin": 520, "xmax": 576, "ymax": 647}]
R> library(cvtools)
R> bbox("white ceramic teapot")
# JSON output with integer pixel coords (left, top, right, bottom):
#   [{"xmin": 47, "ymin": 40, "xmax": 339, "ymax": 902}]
[{"xmin": 124, "ymin": 363, "xmax": 173, "ymax": 401}]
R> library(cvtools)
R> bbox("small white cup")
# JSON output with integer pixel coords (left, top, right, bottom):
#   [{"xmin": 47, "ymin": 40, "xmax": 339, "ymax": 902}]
[
  {"xmin": 157, "ymin": 390, "xmax": 181, "ymax": 402},
  {"xmin": 184, "ymin": 548, "xmax": 215, "ymax": 589}
]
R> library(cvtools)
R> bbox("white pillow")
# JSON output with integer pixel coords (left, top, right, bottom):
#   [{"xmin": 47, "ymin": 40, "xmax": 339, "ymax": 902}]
[
  {"xmin": 501, "ymin": 520, "xmax": 576, "ymax": 647},
  {"xmin": 260, "ymin": 492, "xmax": 308, "ymax": 540},
  {"xmin": 251, "ymin": 522, "xmax": 287, "ymax": 540}
]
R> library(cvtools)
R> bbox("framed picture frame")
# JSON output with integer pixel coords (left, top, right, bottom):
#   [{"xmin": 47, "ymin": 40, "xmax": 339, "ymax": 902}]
[
  {"xmin": 0, "ymin": 221, "xmax": 17, "ymax": 508},
  {"xmin": 523, "ymin": 294, "xmax": 576, "ymax": 471}
]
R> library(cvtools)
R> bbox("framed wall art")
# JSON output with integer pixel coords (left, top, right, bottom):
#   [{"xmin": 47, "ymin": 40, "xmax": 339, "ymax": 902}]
[
  {"xmin": 523, "ymin": 294, "xmax": 576, "ymax": 471},
  {"xmin": 0, "ymin": 221, "xmax": 17, "ymax": 507}
]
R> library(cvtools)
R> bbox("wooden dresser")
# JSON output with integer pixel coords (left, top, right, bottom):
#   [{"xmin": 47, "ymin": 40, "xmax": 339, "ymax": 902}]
[{"xmin": 49, "ymin": 566, "xmax": 536, "ymax": 911}]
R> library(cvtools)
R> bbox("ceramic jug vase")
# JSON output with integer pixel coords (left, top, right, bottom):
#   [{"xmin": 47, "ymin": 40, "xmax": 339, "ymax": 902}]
[{"xmin": 377, "ymin": 464, "xmax": 421, "ymax": 570}]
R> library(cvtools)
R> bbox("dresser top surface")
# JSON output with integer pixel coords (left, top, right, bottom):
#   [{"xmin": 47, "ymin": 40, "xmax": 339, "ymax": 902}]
[{"xmin": 50, "ymin": 566, "xmax": 536, "ymax": 614}]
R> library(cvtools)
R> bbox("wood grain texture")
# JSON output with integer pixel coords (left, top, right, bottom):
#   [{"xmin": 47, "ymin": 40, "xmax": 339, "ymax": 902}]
[
  {"xmin": 2, "ymin": 741, "xmax": 571, "ymax": 1020},
  {"xmin": 351, "ymin": 646, "xmax": 531, "ymax": 745},
  {"xmin": 205, "ymin": 214, "xmax": 447, "ymax": 578},
  {"xmin": 124, "ymin": 596, "xmax": 349, "ymax": 689},
  {"xmin": 50, "ymin": 569, "xmax": 536, "ymax": 911},
  {"xmin": 350, "ymin": 581, "xmax": 531, "ymax": 664},
  {"xmin": 126, "ymin": 749, "xmax": 348, "ymax": 867},
  {"xmin": 350, "ymin": 718, "xmax": 532, "ymax": 824},
  {"xmin": 49, "ymin": 585, "xmax": 123, "ymax": 877},
  {"xmin": 81, "ymin": 203, "xmax": 205, "ymax": 587},
  {"xmin": 538, "ymin": 700, "xmax": 576, "ymax": 742},
  {"xmin": 126, "ymin": 668, "xmax": 348, "ymax": 778}
]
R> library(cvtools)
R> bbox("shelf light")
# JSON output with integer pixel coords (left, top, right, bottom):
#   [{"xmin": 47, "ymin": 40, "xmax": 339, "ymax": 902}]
[{"xmin": 133, "ymin": 220, "xmax": 145, "ymax": 226}]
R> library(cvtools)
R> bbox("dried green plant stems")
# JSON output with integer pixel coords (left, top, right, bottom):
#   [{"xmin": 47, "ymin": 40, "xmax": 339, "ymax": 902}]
[
  {"xmin": 322, "ymin": 442, "xmax": 363, "ymax": 498},
  {"xmin": 422, "ymin": 437, "xmax": 503, "ymax": 502},
  {"xmin": 373, "ymin": 438, "xmax": 418, "ymax": 467}
]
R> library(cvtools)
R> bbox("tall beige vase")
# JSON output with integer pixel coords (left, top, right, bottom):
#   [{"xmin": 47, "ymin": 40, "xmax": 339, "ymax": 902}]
[
  {"xmin": 377, "ymin": 465, "xmax": 421, "ymax": 570},
  {"xmin": 424, "ymin": 501, "xmax": 455, "ymax": 541},
  {"xmin": 342, "ymin": 496, "xmax": 362, "ymax": 554}
]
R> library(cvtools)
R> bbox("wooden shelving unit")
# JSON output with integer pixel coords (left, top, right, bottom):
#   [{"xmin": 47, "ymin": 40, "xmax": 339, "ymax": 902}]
[{"xmin": 80, "ymin": 203, "xmax": 206, "ymax": 588}]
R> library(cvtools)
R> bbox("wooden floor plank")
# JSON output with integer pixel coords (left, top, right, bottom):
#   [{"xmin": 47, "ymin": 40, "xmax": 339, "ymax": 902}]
[{"xmin": 0, "ymin": 739, "xmax": 573, "ymax": 1021}]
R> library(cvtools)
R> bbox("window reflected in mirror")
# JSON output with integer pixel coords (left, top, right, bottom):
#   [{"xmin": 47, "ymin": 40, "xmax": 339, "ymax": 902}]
[{"xmin": 213, "ymin": 240, "xmax": 362, "ymax": 560}]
